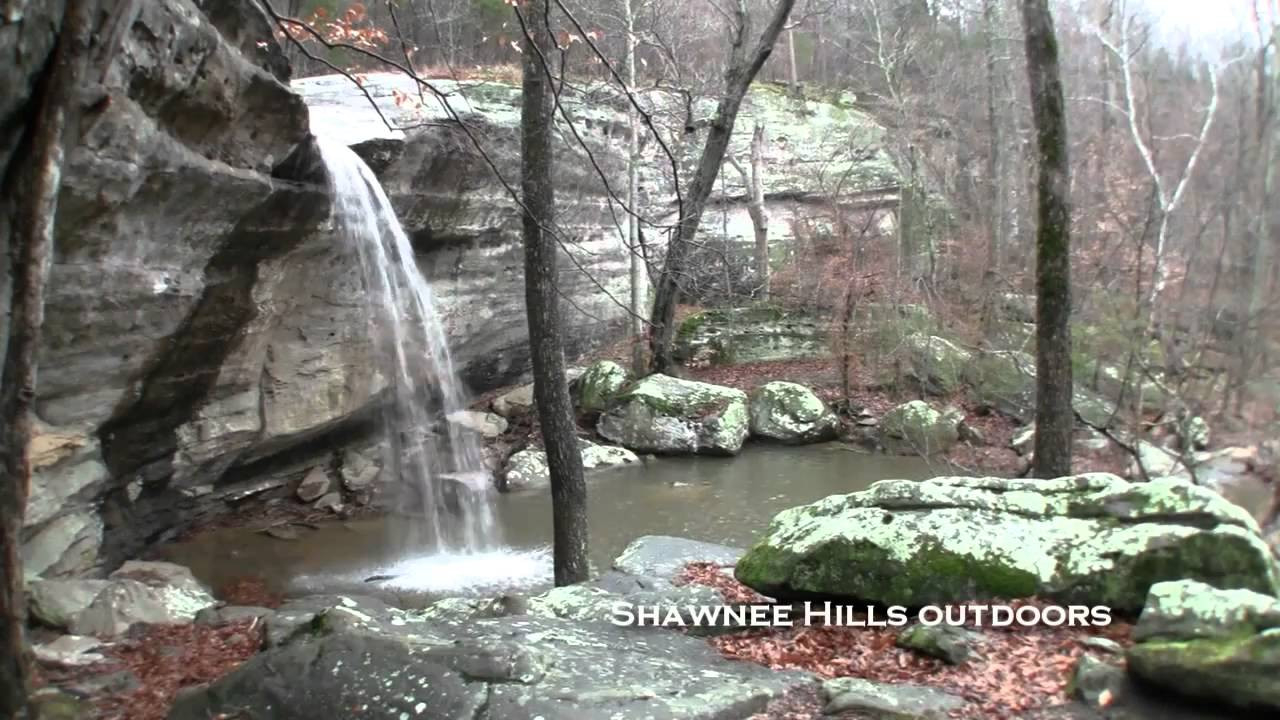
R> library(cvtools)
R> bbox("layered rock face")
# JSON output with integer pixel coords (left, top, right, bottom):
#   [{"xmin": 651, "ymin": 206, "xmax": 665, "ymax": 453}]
[
  {"xmin": 18, "ymin": 4, "xmax": 899, "ymax": 577},
  {"xmin": 24, "ymin": 0, "xmax": 321, "ymax": 577},
  {"xmin": 20, "ymin": 1, "xmax": 633, "ymax": 575}
]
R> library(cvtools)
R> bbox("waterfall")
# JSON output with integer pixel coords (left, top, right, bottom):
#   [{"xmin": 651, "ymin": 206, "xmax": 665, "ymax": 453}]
[
  {"xmin": 311, "ymin": 135, "xmax": 550, "ymax": 594},
  {"xmin": 315, "ymin": 135, "xmax": 498, "ymax": 552}
]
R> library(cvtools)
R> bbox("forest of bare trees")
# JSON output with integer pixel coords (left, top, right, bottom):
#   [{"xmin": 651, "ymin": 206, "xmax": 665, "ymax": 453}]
[{"xmin": 277, "ymin": 0, "xmax": 1278, "ymax": 422}]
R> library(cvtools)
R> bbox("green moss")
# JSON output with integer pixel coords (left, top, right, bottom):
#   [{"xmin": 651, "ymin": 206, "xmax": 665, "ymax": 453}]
[
  {"xmin": 1128, "ymin": 633, "xmax": 1280, "ymax": 709},
  {"xmin": 1065, "ymin": 532, "xmax": 1280, "ymax": 609},
  {"xmin": 734, "ymin": 542, "xmax": 798, "ymax": 595},
  {"xmin": 740, "ymin": 538, "xmax": 1039, "ymax": 606}
]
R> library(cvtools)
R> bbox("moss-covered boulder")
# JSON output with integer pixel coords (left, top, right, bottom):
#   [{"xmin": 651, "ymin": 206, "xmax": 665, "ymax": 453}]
[
  {"xmin": 903, "ymin": 335, "xmax": 972, "ymax": 395},
  {"xmin": 499, "ymin": 439, "xmax": 639, "ymax": 491},
  {"xmin": 962, "ymin": 350, "xmax": 1117, "ymax": 427},
  {"xmin": 673, "ymin": 307, "xmax": 829, "ymax": 366},
  {"xmin": 573, "ymin": 360, "xmax": 630, "ymax": 414},
  {"xmin": 748, "ymin": 381, "xmax": 838, "ymax": 444},
  {"xmin": 735, "ymin": 474, "xmax": 1280, "ymax": 611},
  {"xmin": 878, "ymin": 400, "xmax": 962, "ymax": 456},
  {"xmin": 597, "ymin": 374, "xmax": 749, "ymax": 455},
  {"xmin": 1127, "ymin": 580, "xmax": 1280, "ymax": 710}
]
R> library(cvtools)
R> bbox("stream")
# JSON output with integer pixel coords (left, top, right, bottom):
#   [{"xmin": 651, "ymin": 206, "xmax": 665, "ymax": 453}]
[{"xmin": 159, "ymin": 444, "xmax": 940, "ymax": 601}]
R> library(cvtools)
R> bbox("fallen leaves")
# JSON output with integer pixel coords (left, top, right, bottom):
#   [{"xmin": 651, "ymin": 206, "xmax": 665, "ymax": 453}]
[
  {"xmin": 38, "ymin": 619, "xmax": 264, "ymax": 720},
  {"xmin": 679, "ymin": 564, "xmax": 1135, "ymax": 719}
]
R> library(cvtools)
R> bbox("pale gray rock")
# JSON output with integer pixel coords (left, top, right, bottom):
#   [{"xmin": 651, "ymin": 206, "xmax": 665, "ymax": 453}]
[
  {"xmin": 612, "ymin": 535, "xmax": 745, "ymax": 580},
  {"xmin": 597, "ymin": 374, "xmax": 749, "ymax": 456},
  {"xmin": 821, "ymin": 677, "xmax": 964, "ymax": 718},
  {"xmin": 28, "ymin": 579, "xmax": 110, "ymax": 630},
  {"xmin": 295, "ymin": 466, "xmax": 330, "ymax": 502},
  {"xmin": 445, "ymin": 409, "xmax": 509, "ymax": 439}
]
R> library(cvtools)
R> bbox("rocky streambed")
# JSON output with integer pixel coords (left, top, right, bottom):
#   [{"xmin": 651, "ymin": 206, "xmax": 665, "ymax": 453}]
[{"xmin": 29, "ymin": 473, "xmax": 1280, "ymax": 719}]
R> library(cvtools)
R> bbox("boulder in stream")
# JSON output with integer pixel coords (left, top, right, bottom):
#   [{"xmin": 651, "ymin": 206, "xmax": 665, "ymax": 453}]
[
  {"xmin": 499, "ymin": 439, "xmax": 639, "ymax": 491},
  {"xmin": 597, "ymin": 374, "xmax": 749, "ymax": 455},
  {"xmin": 747, "ymin": 381, "xmax": 838, "ymax": 444},
  {"xmin": 735, "ymin": 474, "xmax": 1280, "ymax": 611},
  {"xmin": 573, "ymin": 360, "xmax": 630, "ymax": 414},
  {"xmin": 612, "ymin": 535, "xmax": 745, "ymax": 580}
]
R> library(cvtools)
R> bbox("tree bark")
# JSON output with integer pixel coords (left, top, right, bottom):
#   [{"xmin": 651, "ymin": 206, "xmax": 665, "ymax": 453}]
[
  {"xmin": 648, "ymin": 0, "xmax": 797, "ymax": 373},
  {"xmin": 747, "ymin": 123, "xmax": 769, "ymax": 300},
  {"xmin": 1021, "ymin": 0, "xmax": 1073, "ymax": 478},
  {"xmin": 624, "ymin": 0, "xmax": 647, "ymax": 376},
  {"xmin": 980, "ymin": 0, "xmax": 1004, "ymax": 337},
  {"xmin": 519, "ymin": 0, "xmax": 589, "ymax": 585},
  {"xmin": 1, "ymin": 0, "xmax": 97, "ymax": 713}
]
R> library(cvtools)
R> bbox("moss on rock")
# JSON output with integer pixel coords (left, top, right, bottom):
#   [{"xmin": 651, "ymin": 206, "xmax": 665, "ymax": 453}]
[
  {"xmin": 734, "ymin": 474, "xmax": 1280, "ymax": 611},
  {"xmin": 597, "ymin": 374, "xmax": 749, "ymax": 455},
  {"xmin": 748, "ymin": 381, "xmax": 838, "ymax": 444}
]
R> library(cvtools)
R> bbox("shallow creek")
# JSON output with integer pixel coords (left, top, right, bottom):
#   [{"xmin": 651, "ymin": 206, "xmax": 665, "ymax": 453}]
[
  {"xmin": 160, "ymin": 444, "xmax": 938, "ymax": 600},
  {"xmin": 158, "ymin": 443, "xmax": 1273, "ymax": 604}
]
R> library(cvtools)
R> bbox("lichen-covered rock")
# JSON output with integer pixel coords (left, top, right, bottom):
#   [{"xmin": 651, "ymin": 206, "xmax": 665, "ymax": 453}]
[
  {"xmin": 574, "ymin": 360, "xmax": 630, "ymax": 414},
  {"xmin": 735, "ymin": 474, "xmax": 1280, "ymax": 612},
  {"xmin": 821, "ymin": 677, "xmax": 964, "ymax": 718},
  {"xmin": 878, "ymin": 400, "xmax": 962, "ymax": 456},
  {"xmin": 499, "ymin": 439, "xmax": 639, "ymax": 491},
  {"xmin": 962, "ymin": 350, "xmax": 1117, "ymax": 427},
  {"xmin": 170, "ymin": 594, "xmax": 810, "ymax": 720},
  {"xmin": 1132, "ymin": 579, "xmax": 1280, "ymax": 642},
  {"xmin": 895, "ymin": 623, "xmax": 981, "ymax": 665},
  {"xmin": 1127, "ymin": 580, "xmax": 1280, "ymax": 710},
  {"xmin": 1183, "ymin": 416, "xmax": 1210, "ymax": 451},
  {"xmin": 903, "ymin": 335, "xmax": 972, "ymax": 395},
  {"xmin": 597, "ymin": 374, "xmax": 749, "ymax": 455},
  {"xmin": 70, "ymin": 561, "xmax": 215, "ymax": 637},
  {"xmin": 748, "ymin": 381, "xmax": 838, "ymax": 444},
  {"xmin": 673, "ymin": 307, "xmax": 830, "ymax": 366}
]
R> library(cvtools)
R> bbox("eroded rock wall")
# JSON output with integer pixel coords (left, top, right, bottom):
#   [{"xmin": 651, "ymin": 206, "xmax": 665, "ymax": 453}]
[{"xmin": 18, "ymin": 0, "xmax": 635, "ymax": 577}]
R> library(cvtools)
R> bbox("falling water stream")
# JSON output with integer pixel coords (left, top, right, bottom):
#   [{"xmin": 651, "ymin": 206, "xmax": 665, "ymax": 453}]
[{"xmin": 314, "ymin": 135, "xmax": 550, "ymax": 593}]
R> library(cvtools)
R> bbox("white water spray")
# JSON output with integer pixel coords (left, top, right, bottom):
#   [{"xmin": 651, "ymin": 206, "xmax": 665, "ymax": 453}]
[{"xmin": 315, "ymin": 135, "xmax": 498, "ymax": 552}]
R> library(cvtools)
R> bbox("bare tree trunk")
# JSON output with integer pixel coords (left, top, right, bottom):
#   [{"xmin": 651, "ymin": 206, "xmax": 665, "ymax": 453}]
[
  {"xmin": 730, "ymin": 123, "xmax": 770, "ymax": 301},
  {"xmin": 1, "ymin": 0, "xmax": 97, "ymax": 713},
  {"xmin": 1242, "ymin": 20, "xmax": 1278, "ymax": 402},
  {"xmin": 519, "ymin": 0, "xmax": 588, "ymax": 585},
  {"xmin": 1021, "ymin": 0, "xmax": 1073, "ymax": 478},
  {"xmin": 647, "ymin": 0, "xmax": 798, "ymax": 373},
  {"xmin": 624, "ymin": 0, "xmax": 647, "ymax": 375},
  {"xmin": 786, "ymin": 28, "xmax": 799, "ymax": 90},
  {"xmin": 981, "ymin": 0, "xmax": 1004, "ymax": 337}
]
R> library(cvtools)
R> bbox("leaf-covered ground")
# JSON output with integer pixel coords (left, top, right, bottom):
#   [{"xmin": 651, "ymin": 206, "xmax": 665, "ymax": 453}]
[
  {"xmin": 678, "ymin": 562, "xmax": 1134, "ymax": 719},
  {"xmin": 36, "ymin": 619, "xmax": 263, "ymax": 720}
]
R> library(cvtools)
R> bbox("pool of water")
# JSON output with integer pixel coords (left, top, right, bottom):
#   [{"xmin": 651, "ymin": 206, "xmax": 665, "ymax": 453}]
[
  {"xmin": 159, "ymin": 443, "xmax": 941, "ymax": 601},
  {"xmin": 159, "ymin": 443, "xmax": 1274, "ymax": 605}
]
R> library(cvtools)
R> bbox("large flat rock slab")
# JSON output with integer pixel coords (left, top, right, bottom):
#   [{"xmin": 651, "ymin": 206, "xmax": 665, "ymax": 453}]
[
  {"xmin": 170, "ymin": 594, "xmax": 810, "ymax": 720},
  {"xmin": 735, "ymin": 474, "xmax": 1280, "ymax": 612}
]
